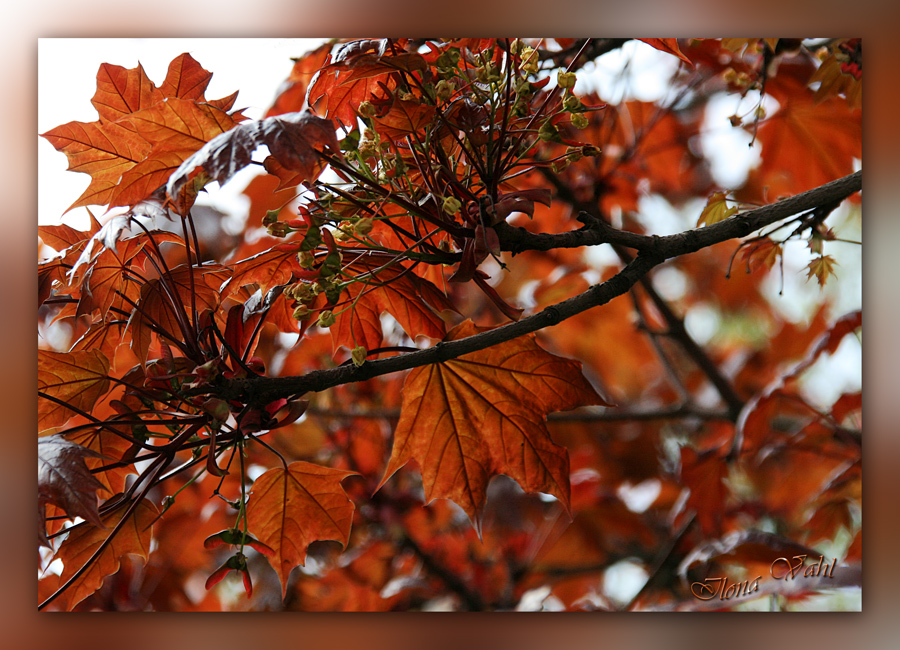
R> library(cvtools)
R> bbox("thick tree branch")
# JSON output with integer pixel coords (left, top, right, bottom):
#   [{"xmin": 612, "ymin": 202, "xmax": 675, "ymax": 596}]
[
  {"xmin": 495, "ymin": 170, "xmax": 862, "ymax": 256},
  {"xmin": 207, "ymin": 171, "xmax": 861, "ymax": 407},
  {"xmin": 305, "ymin": 404, "xmax": 732, "ymax": 423}
]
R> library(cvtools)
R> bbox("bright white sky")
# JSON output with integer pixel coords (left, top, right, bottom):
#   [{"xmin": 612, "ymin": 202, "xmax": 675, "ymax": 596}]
[
  {"xmin": 38, "ymin": 38, "xmax": 327, "ymax": 226},
  {"xmin": 38, "ymin": 38, "xmax": 757, "ymax": 226}
]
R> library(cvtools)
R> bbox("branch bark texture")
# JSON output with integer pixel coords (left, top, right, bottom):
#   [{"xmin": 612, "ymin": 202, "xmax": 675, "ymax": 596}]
[{"xmin": 212, "ymin": 171, "xmax": 862, "ymax": 406}]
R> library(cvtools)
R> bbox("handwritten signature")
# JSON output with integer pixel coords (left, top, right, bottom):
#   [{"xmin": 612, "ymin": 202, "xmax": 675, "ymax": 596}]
[{"xmin": 690, "ymin": 555, "xmax": 838, "ymax": 601}]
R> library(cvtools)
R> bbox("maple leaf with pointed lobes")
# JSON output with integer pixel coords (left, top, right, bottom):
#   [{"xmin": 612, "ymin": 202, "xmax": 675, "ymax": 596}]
[
  {"xmin": 742, "ymin": 63, "xmax": 861, "ymax": 202},
  {"xmin": 41, "ymin": 53, "xmax": 242, "ymax": 213},
  {"xmin": 637, "ymin": 39, "xmax": 694, "ymax": 66},
  {"xmin": 38, "ymin": 436, "xmax": 105, "ymax": 546},
  {"xmin": 329, "ymin": 257, "xmax": 455, "ymax": 354},
  {"xmin": 246, "ymin": 462, "xmax": 357, "ymax": 598},
  {"xmin": 807, "ymin": 254, "xmax": 838, "ymax": 287},
  {"xmin": 378, "ymin": 320, "xmax": 609, "ymax": 527},
  {"xmin": 51, "ymin": 499, "xmax": 158, "ymax": 611},
  {"xmin": 38, "ymin": 349, "xmax": 111, "ymax": 433},
  {"xmin": 697, "ymin": 191, "xmax": 738, "ymax": 227}
]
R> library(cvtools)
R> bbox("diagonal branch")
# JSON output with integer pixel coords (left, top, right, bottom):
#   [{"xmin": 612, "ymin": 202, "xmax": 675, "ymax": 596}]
[
  {"xmin": 494, "ymin": 170, "xmax": 861, "ymax": 256},
  {"xmin": 205, "ymin": 172, "xmax": 861, "ymax": 407}
]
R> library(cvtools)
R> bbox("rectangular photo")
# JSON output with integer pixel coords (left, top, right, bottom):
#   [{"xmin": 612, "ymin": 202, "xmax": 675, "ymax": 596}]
[{"xmin": 38, "ymin": 38, "xmax": 861, "ymax": 611}]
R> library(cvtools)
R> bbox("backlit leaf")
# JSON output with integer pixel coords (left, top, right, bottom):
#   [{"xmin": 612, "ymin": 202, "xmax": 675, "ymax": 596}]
[
  {"xmin": 158, "ymin": 52, "xmax": 214, "ymax": 101},
  {"xmin": 221, "ymin": 242, "xmax": 303, "ymax": 297},
  {"xmin": 38, "ymin": 350, "xmax": 111, "ymax": 433},
  {"xmin": 91, "ymin": 61, "xmax": 161, "ymax": 124},
  {"xmin": 372, "ymin": 96, "xmax": 436, "ymax": 139},
  {"xmin": 41, "ymin": 120, "xmax": 152, "ymax": 211},
  {"xmin": 246, "ymin": 462, "xmax": 357, "ymax": 597},
  {"xmin": 38, "ymin": 436, "xmax": 105, "ymax": 544},
  {"xmin": 697, "ymin": 191, "xmax": 738, "ymax": 227},
  {"xmin": 379, "ymin": 320, "xmax": 608, "ymax": 525},
  {"xmin": 53, "ymin": 499, "xmax": 157, "ymax": 610},
  {"xmin": 744, "ymin": 65, "xmax": 860, "ymax": 201},
  {"xmin": 806, "ymin": 254, "xmax": 838, "ymax": 287},
  {"xmin": 636, "ymin": 39, "xmax": 693, "ymax": 65},
  {"xmin": 330, "ymin": 257, "xmax": 454, "ymax": 353}
]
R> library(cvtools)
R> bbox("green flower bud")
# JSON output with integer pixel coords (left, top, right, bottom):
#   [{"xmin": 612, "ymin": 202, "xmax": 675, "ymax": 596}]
[
  {"xmin": 557, "ymin": 70, "xmax": 577, "ymax": 89},
  {"xmin": 297, "ymin": 250, "xmax": 315, "ymax": 269},
  {"xmin": 563, "ymin": 94, "xmax": 581, "ymax": 112},
  {"xmin": 355, "ymin": 217, "xmax": 374, "ymax": 236},
  {"xmin": 442, "ymin": 196, "xmax": 462, "ymax": 215},
  {"xmin": 539, "ymin": 121, "xmax": 559, "ymax": 142},
  {"xmin": 435, "ymin": 79, "xmax": 455, "ymax": 102},
  {"xmin": 351, "ymin": 345, "xmax": 367, "ymax": 367},
  {"xmin": 333, "ymin": 223, "xmax": 353, "ymax": 242},
  {"xmin": 262, "ymin": 210, "xmax": 279, "ymax": 226},
  {"xmin": 317, "ymin": 310, "xmax": 336, "ymax": 328},
  {"xmin": 358, "ymin": 101, "xmax": 376, "ymax": 118},
  {"xmin": 292, "ymin": 305, "xmax": 310, "ymax": 320},
  {"xmin": 519, "ymin": 47, "xmax": 539, "ymax": 74},
  {"xmin": 570, "ymin": 112, "xmax": 589, "ymax": 129}
]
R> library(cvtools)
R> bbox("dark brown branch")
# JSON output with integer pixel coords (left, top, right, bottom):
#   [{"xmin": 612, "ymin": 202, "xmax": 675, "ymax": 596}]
[
  {"xmin": 204, "ymin": 172, "xmax": 861, "ymax": 408},
  {"xmin": 201, "ymin": 253, "xmax": 659, "ymax": 405},
  {"xmin": 495, "ymin": 170, "xmax": 862, "ymax": 256},
  {"xmin": 306, "ymin": 404, "xmax": 732, "ymax": 423}
]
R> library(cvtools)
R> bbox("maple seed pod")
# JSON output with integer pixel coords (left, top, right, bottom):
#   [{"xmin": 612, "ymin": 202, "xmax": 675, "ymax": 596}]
[
  {"xmin": 351, "ymin": 345, "xmax": 367, "ymax": 367},
  {"xmin": 557, "ymin": 70, "xmax": 577, "ymax": 89},
  {"xmin": 443, "ymin": 196, "xmax": 462, "ymax": 215},
  {"xmin": 317, "ymin": 310, "xmax": 336, "ymax": 328}
]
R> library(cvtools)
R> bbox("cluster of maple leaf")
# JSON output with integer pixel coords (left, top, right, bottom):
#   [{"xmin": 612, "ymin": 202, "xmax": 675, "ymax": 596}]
[{"xmin": 38, "ymin": 38, "xmax": 861, "ymax": 611}]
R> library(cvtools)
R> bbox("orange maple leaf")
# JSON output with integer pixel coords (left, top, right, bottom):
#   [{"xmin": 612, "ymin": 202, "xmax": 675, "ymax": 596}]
[
  {"xmin": 51, "ymin": 499, "xmax": 158, "ymax": 610},
  {"xmin": 378, "ymin": 320, "xmax": 609, "ymax": 526},
  {"xmin": 636, "ymin": 38, "xmax": 693, "ymax": 65},
  {"xmin": 246, "ymin": 462, "xmax": 357, "ymax": 598},
  {"xmin": 38, "ymin": 350, "xmax": 111, "ymax": 433},
  {"xmin": 41, "ymin": 53, "xmax": 242, "ymax": 212},
  {"xmin": 330, "ymin": 258, "xmax": 454, "ymax": 353},
  {"xmin": 744, "ymin": 65, "xmax": 861, "ymax": 201}
]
